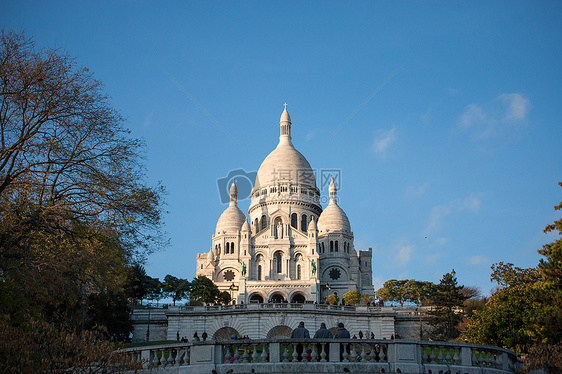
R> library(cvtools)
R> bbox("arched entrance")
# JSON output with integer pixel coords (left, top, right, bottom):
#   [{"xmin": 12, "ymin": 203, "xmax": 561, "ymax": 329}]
[
  {"xmin": 266, "ymin": 325, "xmax": 293, "ymax": 339},
  {"xmin": 290, "ymin": 292, "xmax": 306, "ymax": 303},
  {"xmin": 213, "ymin": 327, "xmax": 241, "ymax": 341},
  {"xmin": 270, "ymin": 292, "xmax": 285, "ymax": 303},
  {"xmin": 249, "ymin": 293, "xmax": 264, "ymax": 303}
]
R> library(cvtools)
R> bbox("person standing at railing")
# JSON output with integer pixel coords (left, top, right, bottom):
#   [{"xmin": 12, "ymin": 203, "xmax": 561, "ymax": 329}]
[
  {"xmin": 313, "ymin": 322, "xmax": 333, "ymax": 360},
  {"xmin": 334, "ymin": 322, "xmax": 351, "ymax": 361},
  {"xmin": 334, "ymin": 323, "xmax": 350, "ymax": 338},
  {"xmin": 291, "ymin": 321, "xmax": 310, "ymax": 361}
]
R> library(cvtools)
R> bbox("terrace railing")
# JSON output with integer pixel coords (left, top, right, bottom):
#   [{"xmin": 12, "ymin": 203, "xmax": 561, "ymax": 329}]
[{"xmin": 122, "ymin": 339, "xmax": 520, "ymax": 373}]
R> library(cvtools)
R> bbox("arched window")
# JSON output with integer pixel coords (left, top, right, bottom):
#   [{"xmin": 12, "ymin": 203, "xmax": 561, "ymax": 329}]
[
  {"xmin": 231, "ymin": 242, "xmax": 235, "ymax": 252},
  {"xmin": 254, "ymin": 218, "xmax": 259, "ymax": 231},
  {"xmin": 335, "ymin": 240, "xmax": 339, "ymax": 252},
  {"xmin": 275, "ymin": 251, "xmax": 282, "ymax": 273},
  {"xmin": 260, "ymin": 215, "xmax": 267, "ymax": 231},
  {"xmin": 330, "ymin": 241, "xmax": 334, "ymax": 252},
  {"xmin": 322, "ymin": 242, "xmax": 325, "ymax": 253},
  {"xmin": 301, "ymin": 214, "xmax": 308, "ymax": 231},
  {"xmin": 291, "ymin": 213, "xmax": 297, "ymax": 228},
  {"xmin": 297, "ymin": 264, "xmax": 301, "ymax": 280},
  {"xmin": 256, "ymin": 254, "xmax": 263, "ymax": 280},
  {"xmin": 225, "ymin": 242, "xmax": 229, "ymax": 254}
]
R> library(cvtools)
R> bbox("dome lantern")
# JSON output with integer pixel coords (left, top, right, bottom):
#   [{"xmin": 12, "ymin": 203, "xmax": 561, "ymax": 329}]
[
  {"xmin": 279, "ymin": 103, "xmax": 292, "ymax": 144},
  {"xmin": 229, "ymin": 178, "xmax": 238, "ymax": 204},
  {"xmin": 329, "ymin": 177, "xmax": 337, "ymax": 204}
]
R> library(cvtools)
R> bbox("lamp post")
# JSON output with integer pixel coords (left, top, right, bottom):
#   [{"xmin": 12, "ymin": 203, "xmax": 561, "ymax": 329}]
[
  {"xmin": 229, "ymin": 282, "xmax": 236, "ymax": 304},
  {"xmin": 418, "ymin": 301, "xmax": 423, "ymax": 341},
  {"xmin": 146, "ymin": 306, "xmax": 151, "ymax": 342}
]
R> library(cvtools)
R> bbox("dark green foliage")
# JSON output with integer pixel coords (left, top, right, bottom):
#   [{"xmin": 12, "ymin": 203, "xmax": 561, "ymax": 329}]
[
  {"xmin": 466, "ymin": 182, "xmax": 562, "ymax": 373},
  {"xmin": 86, "ymin": 290, "xmax": 132, "ymax": 338},
  {"xmin": 145, "ymin": 276, "xmax": 163, "ymax": 304},
  {"xmin": 190, "ymin": 275, "xmax": 222, "ymax": 305},
  {"xmin": 427, "ymin": 272, "xmax": 467, "ymax": 341},
  {"xmin": 125, "ymin": 264, "xmax": 148, "ymax": 304},
  {"xmin": 162, "ymin": 274, "xmax": 190, "ymax": 306},
  {"xmin": 218, "ymin": 291, "xmax": 232, "ymax": 305}
]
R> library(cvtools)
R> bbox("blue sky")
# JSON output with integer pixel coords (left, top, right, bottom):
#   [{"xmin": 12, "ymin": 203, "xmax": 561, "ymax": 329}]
[{"xmin": 3, "ymin": 1, "xmax": 561, "ymax": 296}]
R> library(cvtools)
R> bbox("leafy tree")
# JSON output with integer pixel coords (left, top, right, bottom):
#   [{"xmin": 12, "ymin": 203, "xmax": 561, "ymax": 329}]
[
  {"xmin": 343, "ymin": 290, "xmax": 361, "ymax": 305},
  {"xmin": 0, "ymin": 29, "xmax": 166, "ymax": 371},
  {"xmin": 326, "ymin": 293, "xmax": 339, "ymax": 305},
  {"xmin": 361, "ymin": 293, "xmax": 373, "ymax": 305},
  {"xmin": 375, "ymin": 279, "xmax": 408, "ymax": 306},
  {"xmin": 125, "ymin": 264, "xmax": 149, "ymax": 304},
  {"xmin": 376, "ymin": 279, "xmax": 436, "ymax": 306},
  {"xmin": 0, "ymin": 30, "xmax": 165, "ymax": 324},
  {"xmin": 218, "ymin": 291, "xmax": 232, "ymax": 305},
  {"xmin": 0, "ymin": 318, "xmax": 140, "ymax": 374},
  {"xmin": 190, "ymin": 276, "xmax": 221, "ymax": 305},
  {"xmin": 466, "ymin": 182, "xmax": 562, "ymax": 373},
  {"xmin": 162, "ymin": 274, "xmax": 190, "ymax": 306},
  {"xmin": 427, "ymin": 272, "xmax": 467, "ymax": 341},
  {"xmin": 145, "ymin": 276, "xmax": 163, "ymax": 306},
  {"xmin": 404, "ymin": 279, "xmax": 437, "ymax": 306}
]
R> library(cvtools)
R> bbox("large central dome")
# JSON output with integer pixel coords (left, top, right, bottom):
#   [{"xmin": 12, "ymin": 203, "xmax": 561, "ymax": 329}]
[
  {"xmin": 255, "ymin": 142, "xmax": 316, "ymax": 189},
  {"xmin": 254, "ymin": 105, "xmax": 317, "ymax": 190}
]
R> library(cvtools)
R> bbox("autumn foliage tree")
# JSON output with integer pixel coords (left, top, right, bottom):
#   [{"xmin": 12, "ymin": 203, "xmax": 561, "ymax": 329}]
[
  {"xmin": 0, "ymin": 30, "xmax": 166, "ymax": 371},
  {"xmin": 342, "ymin": 290, "xmax": 361, "ymax": 305},
  {"xmin": 326, "ymin": 293, "xmax": 339, "ymax": 305}
]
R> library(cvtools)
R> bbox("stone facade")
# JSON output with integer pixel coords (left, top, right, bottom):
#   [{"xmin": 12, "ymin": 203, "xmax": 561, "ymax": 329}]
[{"xmin": 196, "ymin": 105, "xmax": 375, "ymax": 304}]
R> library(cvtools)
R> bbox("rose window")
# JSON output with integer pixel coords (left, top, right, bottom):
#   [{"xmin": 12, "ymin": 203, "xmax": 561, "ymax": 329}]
[
  {"xmin": 223, "ymin": 270, "xmax": 235, "ymax": 282},
  {"xmin": 329, "ymin": 268, "xmax": 341, "ymax": 280}
]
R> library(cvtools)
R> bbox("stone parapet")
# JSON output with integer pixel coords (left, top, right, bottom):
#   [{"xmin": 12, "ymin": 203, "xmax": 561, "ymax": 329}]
[{"xmin": 122, "ymin": 339, "xmax": 521, "ymax": 374}]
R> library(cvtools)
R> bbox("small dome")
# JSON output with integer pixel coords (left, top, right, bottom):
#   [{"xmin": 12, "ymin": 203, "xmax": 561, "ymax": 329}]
[
  {"xmin": 308, "ymin": 216, "xmax": 317, "ymax": 231},
  {"xmin": 241, "ymin": 220, "xmax": 250, "ymax": 232},
  {"xmin": 215, "ymin": 205, "xmax": 246, "ymax": 234},
  {"xmin": 216, "ymin": 180, "xmax": 247, "ymax": 234},
  {"xmin": 317, "ymin": 204, "xmax": 351, "ymax": 233},
  {"xmin": 317, "ymin": 179, "xmax": 351, "ymax": 233}
]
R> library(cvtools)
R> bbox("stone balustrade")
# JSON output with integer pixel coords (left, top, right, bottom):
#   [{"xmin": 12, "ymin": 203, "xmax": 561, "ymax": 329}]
[
  {"xmin": 171, "ymin": 303, "xmax": 421, "ymax": 314},
  {"xmin": 122, "ymin": 339, "xmax": 520, "ymax": 374}
]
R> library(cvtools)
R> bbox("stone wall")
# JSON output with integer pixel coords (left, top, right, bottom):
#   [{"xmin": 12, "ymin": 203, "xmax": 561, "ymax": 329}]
[{"xmin": 131, "ymin": 304, "xmax": 432, "ymax": 343}]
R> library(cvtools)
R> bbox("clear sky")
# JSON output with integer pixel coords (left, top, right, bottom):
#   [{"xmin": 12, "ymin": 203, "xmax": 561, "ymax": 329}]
[{"xmin": 3, "ymin": 1, "xmax": 561, "ymax": 296}]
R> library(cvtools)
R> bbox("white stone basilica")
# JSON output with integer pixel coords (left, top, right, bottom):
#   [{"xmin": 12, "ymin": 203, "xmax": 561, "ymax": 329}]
[{"xmin": 196, "ymin": 105, "xmax": 374, "ymax": 304}]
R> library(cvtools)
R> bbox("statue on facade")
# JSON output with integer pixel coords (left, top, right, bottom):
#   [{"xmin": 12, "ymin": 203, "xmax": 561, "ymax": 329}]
[
  {"xmin": 310, "ymin": 259, "xmax": 316, "ymax": 277},
  {"xmin": 239, "ymin": 260, "xmax": 247, "ymax": 277}
]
